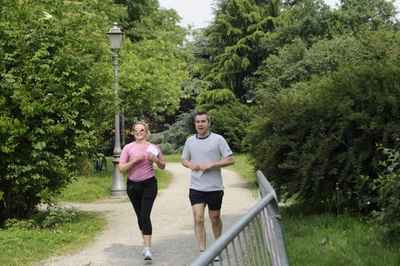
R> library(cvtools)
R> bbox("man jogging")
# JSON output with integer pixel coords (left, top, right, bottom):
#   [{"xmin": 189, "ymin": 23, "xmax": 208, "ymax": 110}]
[{"xmin": 181, "ymin": 110, "xmax": 235, "ymax": 262}]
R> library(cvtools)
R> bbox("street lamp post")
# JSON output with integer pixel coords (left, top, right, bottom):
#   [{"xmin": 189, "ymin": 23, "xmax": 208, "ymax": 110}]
[{"xmin": 107, "ymin": 22, "xmax": 126, "ymax": 197}]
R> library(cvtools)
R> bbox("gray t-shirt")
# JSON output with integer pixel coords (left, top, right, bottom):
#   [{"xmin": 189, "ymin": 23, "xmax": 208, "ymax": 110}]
[{"xmin": 181, "ymin": 132, "xmax": 233, "ymax": 191}]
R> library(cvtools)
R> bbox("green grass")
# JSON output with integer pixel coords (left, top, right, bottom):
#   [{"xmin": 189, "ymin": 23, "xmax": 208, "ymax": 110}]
[
  {"xmin": 0, "ymin": 212, "xmax": 106, "ymax": 266},
  {"xmin": 1, "ymin": 154, "xmax": 399, "ymax": 265},
  {"xmin": 281, "ymin": 205, "xmax": 400, "ymax": 265},
  {"xmin": 226, "ymin": 153, "xmax": 258, "ymax": 189},
  {"xmin": 164, "ymin": 153, "xmax": 182, "ymax": 163}
]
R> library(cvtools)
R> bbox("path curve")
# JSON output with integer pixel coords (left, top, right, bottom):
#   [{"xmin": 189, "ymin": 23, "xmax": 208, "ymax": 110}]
[{"xmin": 42, "ymin": 163, "xmax": 257, "ymax": 266}]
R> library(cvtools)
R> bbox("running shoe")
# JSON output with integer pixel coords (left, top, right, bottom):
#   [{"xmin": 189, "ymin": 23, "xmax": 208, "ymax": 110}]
[{"xmin": 143, "ymin": 247, "xmax": 152, "ymax": 260}]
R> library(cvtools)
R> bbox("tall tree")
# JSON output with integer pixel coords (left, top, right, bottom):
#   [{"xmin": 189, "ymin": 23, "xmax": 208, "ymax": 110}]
[
  {"xmin": 0, "ymin": 0, "xmax": 122, "ymax": 224},
  {"xmin": 193, "ymin": 0, "xmax": 280, "ymax": 104},
  {"xmin": 335, "ymin": 0, "xmax": 399, "ymax": 34},
  {"xmin": 254, "ymin": 36, "xmax": 357, "ymax": 94},
  {"xmin": 108, "ymin": 0, "xmax": 191, "ymax": 123}
]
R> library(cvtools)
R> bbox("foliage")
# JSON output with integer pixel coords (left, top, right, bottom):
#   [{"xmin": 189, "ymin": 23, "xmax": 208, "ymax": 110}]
[
  {"xmin": 4, "ymin": 218, "xmax": 38, "ymax": 230},
  {"xmin": 244, "ymin": 32, "xmax": 400, "ymax": 212},
  {"xmin": 147, "ymin": 111, "xmax": 197, "ymax": 154},
  {"xmin": 209, "ymin": 103, "xmax": 255, "ymax": 152},
  {"xmin": 365, "ymin": 144, "xmax": 400, "ymax": 236},
  {"xmin": 119, "ymin": 37, "xmax": 189, "ymax": 122},
  {"xmin": 0, "ymin": 0, "xmax": 124, "ymax": 225},
  {"xmin": 151, "ymin": 104, "xmax": 255, "ymax": 154},
  {"xmin": 226, "ymin": 153, "xmax": 259, "ymax": 191},
  {"xmin": 117, "ymin": 0, "xmax": 191, "ymax": 123},
  {"xmin": 0, "ymin": 0, "xmax": 190, "ymax": 226},
  {"xmin": 5, "ymin": 207, "xmax": 77, "ymax": 230},
  {"xmin": 41, "ymin": 208, "xmax": 77, "ymax": 229},
  {"xmin": 193, "ymin": 0, "xmax": 279, "ymax": 104},
  {"xmin": 334, "ymin": 0, "xmax": 399, "ymax": 34},
  {"xmin": 277, "ymin": 0, "xmax": 335, "ymax": 46},
  {"xmin": 255, "ymin": 36, "xmax": 357, "ymax": 94}
]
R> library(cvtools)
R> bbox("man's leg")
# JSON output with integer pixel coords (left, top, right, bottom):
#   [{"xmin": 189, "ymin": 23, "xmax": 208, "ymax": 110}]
[
  {"xmin": 192, "ymin": 203, "xmax": 206, "ymax": 251},
  {"xmin": 209, "ymin": 209, "xmax": 223, "ymax": 240}
]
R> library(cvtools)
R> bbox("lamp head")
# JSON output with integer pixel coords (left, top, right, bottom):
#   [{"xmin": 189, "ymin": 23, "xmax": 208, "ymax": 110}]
[{"xmin": 107, "ymin": 22, "xmax": 123, "ymax": 51}]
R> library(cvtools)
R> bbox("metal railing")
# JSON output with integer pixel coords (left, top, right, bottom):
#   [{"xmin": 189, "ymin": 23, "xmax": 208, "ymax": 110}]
[{"xmin": 189, "ymin": 170, "xmax": 289, "ymax": 266}]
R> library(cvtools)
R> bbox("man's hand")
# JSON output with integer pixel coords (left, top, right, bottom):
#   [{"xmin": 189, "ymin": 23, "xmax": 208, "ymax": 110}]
[
  {"xmin": 189, "ymin": 162, "xmax": 201, "ymax": 171},
  {"xmin": 200, "ymin": 163, "xmax": 214, "ymax": 171}
]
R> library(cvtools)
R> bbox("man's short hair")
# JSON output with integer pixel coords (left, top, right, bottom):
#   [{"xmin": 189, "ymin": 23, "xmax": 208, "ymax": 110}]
[{"xmin": 195, "ymin": 110, "xmax": 211, "ymax": 122}]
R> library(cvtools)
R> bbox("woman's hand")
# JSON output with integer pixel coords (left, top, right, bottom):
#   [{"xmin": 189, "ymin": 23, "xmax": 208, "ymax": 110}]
[
  {"xmin": 147, "ymin": 152, "xmax": 166, "ymax": 170},
  {"xmin": 136, "ymin": 153, "xmax": 147, "ymax": 162},
  {"xmin": 147, "ymin": 152, "xmax": 157, "ymax": 162}
]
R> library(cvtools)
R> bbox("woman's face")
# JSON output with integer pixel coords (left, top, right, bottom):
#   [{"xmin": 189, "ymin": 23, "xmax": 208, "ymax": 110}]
[{"xmin": 133, "ymin": 124, "xmax": 147, "ymax": 140}]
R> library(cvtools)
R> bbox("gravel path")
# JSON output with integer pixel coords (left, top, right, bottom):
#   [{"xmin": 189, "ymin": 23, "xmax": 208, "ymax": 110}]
[{"xmin": 41, "ymin": 163, "xmax": 257, "ymax": 266}]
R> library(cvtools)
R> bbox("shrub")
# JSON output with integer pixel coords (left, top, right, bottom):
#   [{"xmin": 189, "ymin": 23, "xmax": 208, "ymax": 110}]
[
  {"xmin": 245, "ymin": 55, "xmax": 400, "ymax": 212},
  {"xmin": 42, "ymin": 208, "xmax": 77, "ymax": 229},
  {"xmin": 4, "ymin": 218, "xmax": 38, "ymax": 230},
  {"xmin": 369, "ymin": 144, "xmax": 400, "ymax": 237}
]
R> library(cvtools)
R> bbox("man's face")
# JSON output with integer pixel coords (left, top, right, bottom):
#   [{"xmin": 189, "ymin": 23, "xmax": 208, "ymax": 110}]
[{"xmin": 195, "ymin": 114, "xmax": 210, "ymax": 135}]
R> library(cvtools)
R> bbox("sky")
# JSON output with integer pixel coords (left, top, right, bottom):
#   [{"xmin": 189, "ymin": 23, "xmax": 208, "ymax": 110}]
[{"xmin": 158, "ymin": 0, "xmax": 400, "ymax": 29}]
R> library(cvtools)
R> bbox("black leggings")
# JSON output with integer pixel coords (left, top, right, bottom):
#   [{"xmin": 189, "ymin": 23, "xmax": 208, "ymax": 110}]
[{"xmin": 127, "ymin": 177, "xmax": 158, "ymax": 235}]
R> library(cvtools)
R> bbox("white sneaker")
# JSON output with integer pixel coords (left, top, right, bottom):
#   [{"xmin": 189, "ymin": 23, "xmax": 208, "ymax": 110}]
[
  {"xmin": 214, "ymin": 254, "xmax": 220, "ymax": 261},
  {"xmin": 143, "ymin": 247, "xmax": 152, "ymax": 260}
]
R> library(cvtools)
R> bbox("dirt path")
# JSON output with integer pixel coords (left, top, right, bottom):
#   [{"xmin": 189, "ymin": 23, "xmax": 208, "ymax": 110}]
[{"xmin": 42, "ymin": 163, "xmax": 257, "ymax": 266}]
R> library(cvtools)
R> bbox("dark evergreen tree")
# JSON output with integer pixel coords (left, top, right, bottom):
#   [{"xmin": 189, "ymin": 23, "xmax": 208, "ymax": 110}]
[{"xmin": 193, "ymin": 0, "xmax": 280, "ymax": 104}]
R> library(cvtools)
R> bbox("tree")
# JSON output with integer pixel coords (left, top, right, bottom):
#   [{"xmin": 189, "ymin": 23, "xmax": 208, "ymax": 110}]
[
  {"xmin": 119, "ymin": 36, "xmax": 190, "ymax": 122},
  {"xmin": 0, "ymin": 0, "xmax": 122, "ymax": 225},
  {"xmin": 107, "ymin": 1, "xmax": 191, "ymax": 123},
  {"xmin": 274, "ymin": 0, "xmax": 335, "ymax": 47},
  {"xmin": 193, "ymin": 0, "xmax": 279, "ymax": 104},
  {"xmin": 254, "ymin": 35, "xmax": 357, "ymax": 94},
  {"xmin": 335, "ymin": 0, "xmax": 399, "ymax": 34}
]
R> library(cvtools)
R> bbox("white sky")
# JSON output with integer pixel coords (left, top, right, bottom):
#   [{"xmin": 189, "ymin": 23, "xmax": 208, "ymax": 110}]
[{"xmin": 158, "ymin": 0, "xmax": 400, "ymax": 29}]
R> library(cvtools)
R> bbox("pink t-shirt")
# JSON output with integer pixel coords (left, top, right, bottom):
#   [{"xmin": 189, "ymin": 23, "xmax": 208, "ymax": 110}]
[{"xmin": 119, "ymin": 142, "xmax": 164, "ymax": 182}]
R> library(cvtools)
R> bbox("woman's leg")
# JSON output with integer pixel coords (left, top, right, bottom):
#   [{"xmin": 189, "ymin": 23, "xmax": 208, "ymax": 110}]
[
  {"xmin": 127, "ymin": 183, "xmax": 143, "ymax": 230},
  {"xmin": 141, "ymin": 180, "xmax": 158, "ymax": 242}
]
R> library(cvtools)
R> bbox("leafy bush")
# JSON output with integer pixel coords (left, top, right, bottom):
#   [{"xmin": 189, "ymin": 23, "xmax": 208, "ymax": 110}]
[
  {"xmin": 4, "ymin": 218, "xmax": 38, "ymax": 230},
  {"xmin": 42, "ymin": 208, "xmax": 77, "ymax": 229},
  {"xmin": 245, "ymin": 32, "xmax": 400, "ymax": 212},
  {"xmin": 209, "ymin": 103, "xmax": 255, "ymax": 153},
  {"xmin": 368, "ymin": 144, "xmax": 400, "ymax": 236},
  {"xmin": 3, "ymin": 207, "xmax": 77, "ymax": 230}
]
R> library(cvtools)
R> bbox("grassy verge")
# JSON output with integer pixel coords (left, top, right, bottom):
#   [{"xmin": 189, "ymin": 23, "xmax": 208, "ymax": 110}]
[
  {"xmin": 282, "ymin": 204, "xmax": 400, "ymax": 265},
  {"xmin": 0, "ymin": 211, "xmax": 106, "ymax": 266},
  {"xmin": 226, "ymin": 153, "xmax": 258, "ymax": 190}
]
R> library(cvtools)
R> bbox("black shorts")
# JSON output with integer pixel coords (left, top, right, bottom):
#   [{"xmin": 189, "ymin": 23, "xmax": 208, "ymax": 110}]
[{"xmin": 189, "ymin": 189, "xmax": 224, "ymax": 210}]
